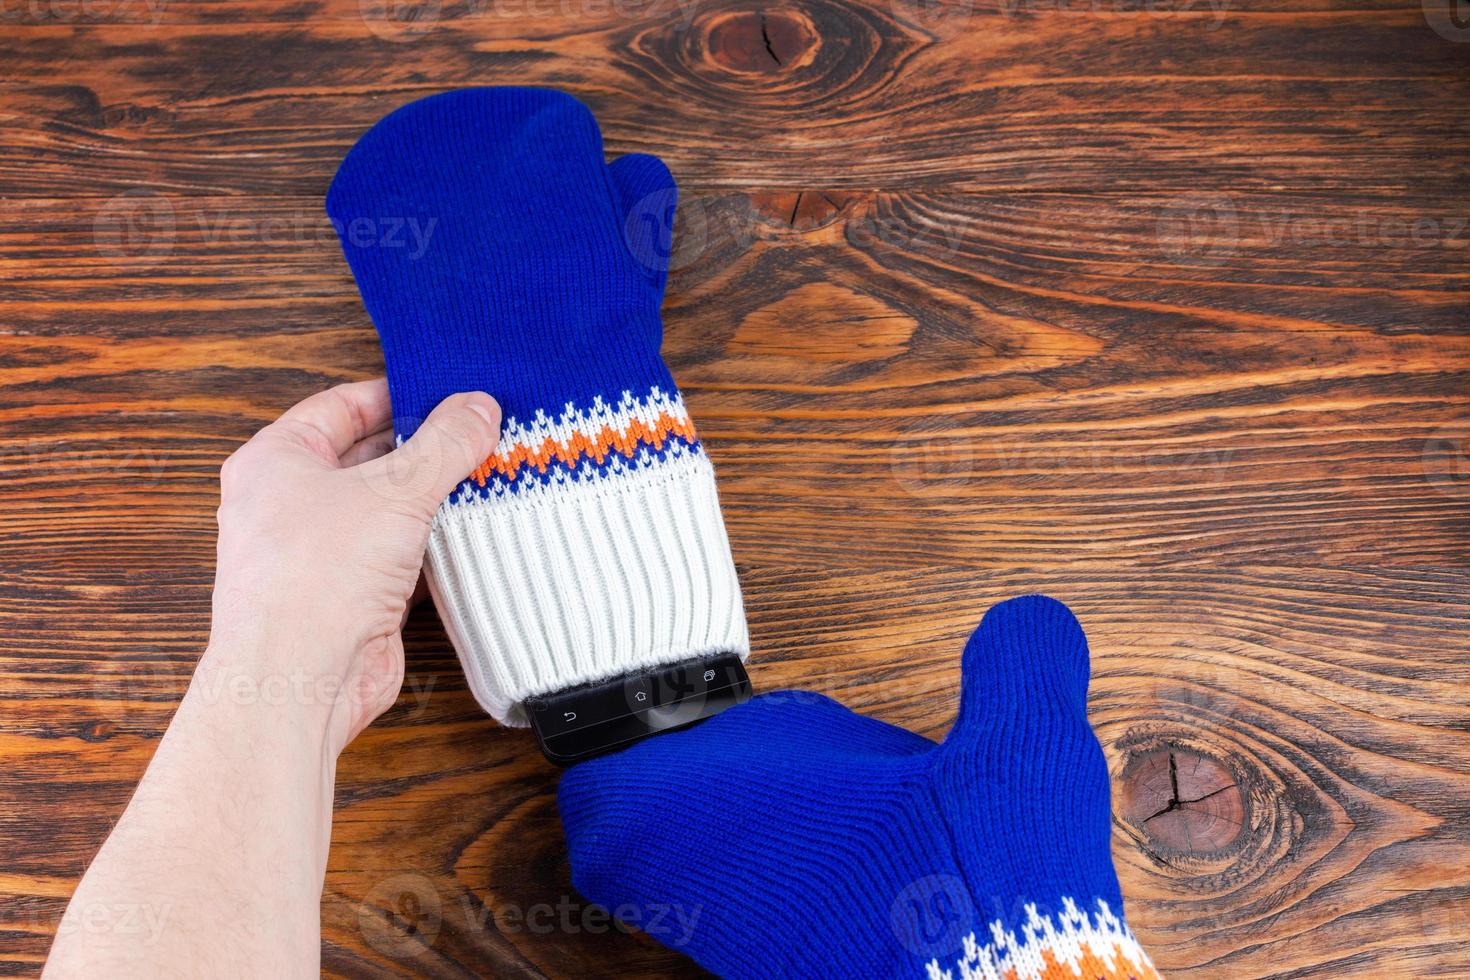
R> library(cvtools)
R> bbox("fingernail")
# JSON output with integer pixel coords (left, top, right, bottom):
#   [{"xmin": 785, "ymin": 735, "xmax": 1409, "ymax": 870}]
[{"xmin": 466, "ymin": 395, "xmax": 500, "ymax": 429}]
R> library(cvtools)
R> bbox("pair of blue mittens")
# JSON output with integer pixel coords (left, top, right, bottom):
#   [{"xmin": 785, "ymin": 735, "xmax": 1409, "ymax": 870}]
[{"xmin": 330, "ymin": 88, "xmax": 1157, "ymax": 979}]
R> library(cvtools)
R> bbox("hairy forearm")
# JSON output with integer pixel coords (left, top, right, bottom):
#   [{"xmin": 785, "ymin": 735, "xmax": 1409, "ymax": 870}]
[
  {"xmin": 45, "ymin": 644, "xmax": 337, "ymax": 978},
  {"xmin": 44, "ymin": 378, "xmax": 495, "ymax": 977}
]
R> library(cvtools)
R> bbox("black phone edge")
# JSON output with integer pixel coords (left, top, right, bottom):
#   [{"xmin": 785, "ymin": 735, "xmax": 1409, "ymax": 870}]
[{"xmin": 524, "ymin": 654, "xmax": 752, "ymax": 767}]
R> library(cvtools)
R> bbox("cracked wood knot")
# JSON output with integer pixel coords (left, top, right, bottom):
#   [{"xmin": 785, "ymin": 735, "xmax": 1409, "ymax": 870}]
[
  {"xmin": 1119, "ymin": 748, "xmax": 1245, "ymax": 855},
  {"xmin": 706, "ymin": 9, "xmax": 814, "ymax": 74}
]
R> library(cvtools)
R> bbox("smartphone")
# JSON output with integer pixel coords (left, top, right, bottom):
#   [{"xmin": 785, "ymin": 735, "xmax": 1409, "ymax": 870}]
[{"xmin": 525, "ymin": 655, "xmax": 752, "ymax": 766}]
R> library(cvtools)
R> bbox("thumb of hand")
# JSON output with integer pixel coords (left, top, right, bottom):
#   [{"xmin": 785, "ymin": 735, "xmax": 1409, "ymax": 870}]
[{"xmin": 359, "ymin": 392, "xmax": 501, "ymax": 516}]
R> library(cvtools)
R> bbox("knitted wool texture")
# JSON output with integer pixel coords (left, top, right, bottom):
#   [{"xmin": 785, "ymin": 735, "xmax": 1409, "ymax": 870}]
[
  {"xmin": 559, "ymin": 595, "xmax": 1162, "ymax": 979},
  {"xmin": 327, "ymin": 88, "xmax": 748, "ymax": 724}
]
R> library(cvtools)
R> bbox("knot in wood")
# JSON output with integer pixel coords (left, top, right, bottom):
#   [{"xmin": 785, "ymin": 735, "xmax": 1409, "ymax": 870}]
[{"xmin": 1120, "ymin": 748, "xmax": 1245, "ymax": 854}]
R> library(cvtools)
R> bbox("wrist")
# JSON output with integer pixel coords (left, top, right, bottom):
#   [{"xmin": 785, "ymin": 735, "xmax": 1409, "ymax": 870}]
[{"xmin": 188, "ymin": 631, "xmax": 354, "ymax": 759}]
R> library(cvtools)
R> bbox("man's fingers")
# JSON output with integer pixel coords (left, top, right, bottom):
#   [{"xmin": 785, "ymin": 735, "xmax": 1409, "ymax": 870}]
[
  {"xmin": 407, "ymin": 393, "xmax": 502, "ymax": 501},
  {"xmin": 271, "ymin": 379, "xmax": 393, "ymax": 460},
  {"xmin": 338, "ymin": 427, "xmax": 397, "ymax": 468},
  {"xmin": 358, "ymin": 392, "xmax": 501, "ymax": 513}
]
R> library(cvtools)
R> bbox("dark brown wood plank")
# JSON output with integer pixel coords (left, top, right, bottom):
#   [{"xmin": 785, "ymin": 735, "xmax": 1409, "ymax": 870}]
[
  {"xmin": 1, "ymin": 191, "xmax": 1465, "ymax": 571},
  {"xmin": 0, "ymin": 3, "xmax": 1465, "ymax": 196},
  {"xmin": 1, "ymin": 2, "xmax": 1467, "ymax": 977},
  {"xmin": 6, "ymin": 564, "xmax": 1469, "ymax": 976}
]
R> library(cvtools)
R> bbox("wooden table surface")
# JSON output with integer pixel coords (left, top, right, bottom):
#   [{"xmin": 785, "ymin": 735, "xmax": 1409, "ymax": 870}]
[{"xmin": 2, "ymin": 0, "xmax": 1468, "ymax": 976}]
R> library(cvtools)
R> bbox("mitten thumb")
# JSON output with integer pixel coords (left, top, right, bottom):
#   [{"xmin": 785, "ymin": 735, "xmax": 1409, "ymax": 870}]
[
  {"xmin": 607, "ymin": 152, "xmax": 677, "ymax": 295},
  {"xmin": 946, "ymin": 594, "xmax": 1092, "ymax": 744}
]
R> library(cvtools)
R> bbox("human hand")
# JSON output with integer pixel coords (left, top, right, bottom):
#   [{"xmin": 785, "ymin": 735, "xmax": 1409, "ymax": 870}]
[
  {"xmin": 45, "ymin": 380, "xmax": 501, "ymax": 977},
  {"xmin": 557, "ymin": 596, "xmax": 1160, "ymax": 979},
  {"xmin": 203, "ymin": 378, "xmax": 500, "ymax": 755}
]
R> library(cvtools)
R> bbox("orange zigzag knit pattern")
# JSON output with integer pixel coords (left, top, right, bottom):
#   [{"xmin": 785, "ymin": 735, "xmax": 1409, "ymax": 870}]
[
  {"xmin": 1020, "ymin": 938, "xmax": 1161, "ymax": 980},
  {"xmin": 926, "ymin": 897, "xmax": 1160, "ymax": 980},
  {"xmin": 469, "ymin": 411, "xmax": 697, "ymax": 487},
  {"xmin": 929, "ymin": 937, "xmax": 1159, "ymax": 980}
]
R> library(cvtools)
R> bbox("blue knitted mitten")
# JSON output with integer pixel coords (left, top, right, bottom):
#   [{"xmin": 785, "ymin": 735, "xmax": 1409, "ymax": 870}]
[
  {"xmin": 327, "ymin": 89, "xmax": 747, "ymax": 724},
  {"xmin": 559, "ymin": 595, "xmax": 1161, "ymax": 979}
]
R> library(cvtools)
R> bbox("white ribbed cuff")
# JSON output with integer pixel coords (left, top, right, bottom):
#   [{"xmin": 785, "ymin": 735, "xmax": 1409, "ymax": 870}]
[{"xmin": 425, "ymin": 450, "xmax": 749, "ymax": 726}]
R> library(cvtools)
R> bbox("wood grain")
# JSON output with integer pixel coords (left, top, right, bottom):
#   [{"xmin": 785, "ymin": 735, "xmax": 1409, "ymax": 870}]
[{"xmin": 1, "ymin": 0, "xmax": 1467, "ymax": 976}]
